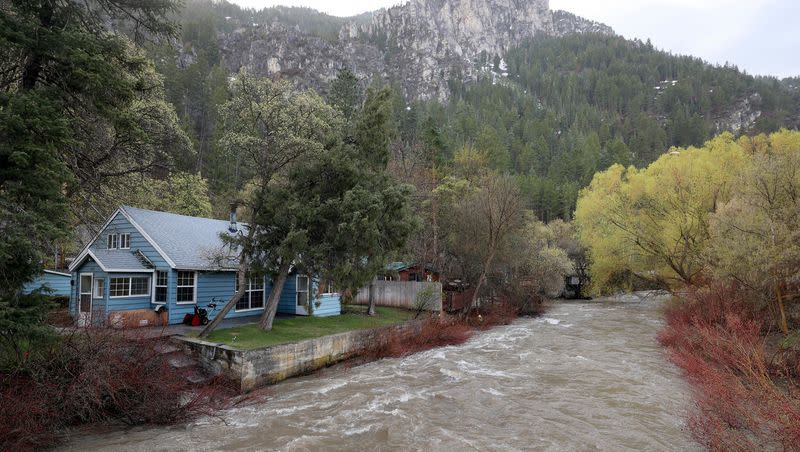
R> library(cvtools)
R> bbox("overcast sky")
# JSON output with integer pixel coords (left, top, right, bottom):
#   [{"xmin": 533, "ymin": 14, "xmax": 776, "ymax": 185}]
[{"xmin": 227, "ymin": 0, "xmax": 799, "ymax": 78}]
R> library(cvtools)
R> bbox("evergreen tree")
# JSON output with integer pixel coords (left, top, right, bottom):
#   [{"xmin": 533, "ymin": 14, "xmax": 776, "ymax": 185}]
[
  {"xmin": 0, "ymin": 0, "xmax": 182, "ymax": 368},
  {"xmin": 329, "ymin": 67, "xmax": 361, "ymax": 125}
]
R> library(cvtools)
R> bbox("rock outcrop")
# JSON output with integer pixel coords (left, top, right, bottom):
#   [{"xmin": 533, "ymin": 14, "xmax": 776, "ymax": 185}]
[
  {"xmin": 552, "ymin": 10, "xmax": 614, "ymax": 36},
  {"xmin": 214, "ymin": 0, "xmax": 613, "ymax": 100}
]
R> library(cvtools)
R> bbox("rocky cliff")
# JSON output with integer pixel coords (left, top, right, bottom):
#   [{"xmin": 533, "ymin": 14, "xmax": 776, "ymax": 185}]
[
  {"xmin": 552, "ymin": 10, "xmax": 614, "ymax": 36},
  {"xmin": 214, "ymin": 0, "xmax": 613, "ymax": 100}
]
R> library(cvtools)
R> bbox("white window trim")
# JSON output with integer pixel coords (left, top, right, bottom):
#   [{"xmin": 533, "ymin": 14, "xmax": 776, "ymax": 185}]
[
  {"xmin": 320, "ymin": 279, "xmax": 339, "ymax": 296},
  {"xmin": 93, "ymin": 278, "xmax": 105, "ymax": 299},
  {"xmin": 152, "ymin": 270, "xmax": 168, "ymax": 305},
  {"xmin": 107, "ymin": 234, "xmax": 118, "ymax": 250},
  {"xmin": 235, "ymin": 275, "xmax": 265, "ymax": 312},
  {"xmin": 176, "ymin": 271, "xmax": 197, "ymax": 305},
  {"xmin": 119, "ymin": 233, "xmax": 131, "ymax": 250},
  {"xmin": 296, "ymin": 274, "xmax": 310, "ymax": 307},
  {"xmin": 108, "ymin": 276, "xmax": 151, "ymax": 299},
  {"xmin": 79, "ymin": 272, "xmax": 94, "ymax": 315}
]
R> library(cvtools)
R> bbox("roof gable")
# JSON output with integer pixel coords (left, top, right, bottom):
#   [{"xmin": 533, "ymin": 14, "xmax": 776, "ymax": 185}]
[{"xmin": 121, "ymin": 206, "xmax": 240, "ymax": 270}]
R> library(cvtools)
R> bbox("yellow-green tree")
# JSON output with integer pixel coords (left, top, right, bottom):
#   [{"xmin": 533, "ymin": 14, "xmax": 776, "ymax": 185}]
[
  {"xmin": 707, "ymin": 130, "xmax": 800, "ymax": 333},
  {"xmin": 575, "ymin": 133, "xmax": 747, "ymax": 293}
]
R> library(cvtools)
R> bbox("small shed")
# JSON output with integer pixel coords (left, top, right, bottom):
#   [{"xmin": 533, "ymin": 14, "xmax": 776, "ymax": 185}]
[
  {"xmin": 385, "ymin": 262, "xmax": 440, "ymax": 282},
  {"xmin": 22, "ymin": 270, "xmax": 72, "ymax": 298}
]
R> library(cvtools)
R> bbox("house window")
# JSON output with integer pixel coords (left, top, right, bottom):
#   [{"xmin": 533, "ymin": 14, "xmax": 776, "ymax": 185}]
[
  {"xmin": 130, "ymin": 277, "xmax": 149, "ymax": 295},
  {"xmin": 235, "ymin": 275, "xmax": 265, "ymax": 311},
  {"xmin": 119, "ymin": 233, "xmax": 130, "ymax": 249},
  {"xmin": 109, "ymin": 277, "xmax": 129, "ymax": 297},
  {"xmin": 321, "ymin": 279, "xmax": 337, "ymax": 294},
  {"xmin": 107, "ymin": 234, "xmax": 118, "ymax": 250},
  {"xmin": 93, "ymin": 278, "xmax": 105, "ymax": 299},
  {"xmin": 176, "ymin": 271, "xmax": 196, "ymax": 304},
  {"xmin": 154, "ymin": 271, "xmax": 168, "ymax": 304},
  {"xmin": 109, "ymin": 276, "xmax": 150, "ymax": 297},
  {"xmin": 296, "ymin": 275, "xmax": 310, "ymax": 307}
]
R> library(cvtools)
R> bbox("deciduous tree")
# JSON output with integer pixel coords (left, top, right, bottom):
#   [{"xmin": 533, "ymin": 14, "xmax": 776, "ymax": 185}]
[
  {"xmin": 708, "ymin": 130, "xmax": 800, "ymax": 334},
  {"xmin": 575, "ymin": 133, "xmax": 747, "ymax": 293}
]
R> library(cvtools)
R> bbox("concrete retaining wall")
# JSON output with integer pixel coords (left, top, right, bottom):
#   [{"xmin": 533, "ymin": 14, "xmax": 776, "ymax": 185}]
[
  {"xmin": 174, "ymin": 320, "xmax": 423, "ymax": 392},
  {"xmin": 353, "ymin": 281, "xmax": 442, "ymax": 311}
]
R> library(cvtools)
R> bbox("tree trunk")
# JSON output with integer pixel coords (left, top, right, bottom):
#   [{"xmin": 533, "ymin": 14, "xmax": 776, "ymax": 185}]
[
  {"xmin": 21, "ymin": 4, "xmax": 54, "ymax": 91},
  {"xmin": 367, "ymin": 278, "xmax": 377, "ymax": 316},
  {"xmin": 199, "ymin": 263, "xmax": 249, "ymax": 338},
  {"xmin": 775, "ymin": 283, "xmax": 790, "ymax": 335},
  {"xmin": 464, "ymin": 250, "xmax": 496, "ymax": 317},
  {"xmin": 465, "ymin": 269, "xmax": 487, "ymax": 317},
  {"xmin": 259, "ymin": 264, "xmax": 290, "ymax": 331}
]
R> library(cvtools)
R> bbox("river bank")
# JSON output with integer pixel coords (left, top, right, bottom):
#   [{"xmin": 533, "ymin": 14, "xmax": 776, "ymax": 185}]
[
  {"xmin": 659, "ymin": 283, "xmax": 800, "ymax": 449},
  {"xmin": 60, "ymin": 296, "xmax": 698, "ymax": 451},
  {"xmin": 176, "ymin": 303, "xmax": 518, "ymax": 391}
]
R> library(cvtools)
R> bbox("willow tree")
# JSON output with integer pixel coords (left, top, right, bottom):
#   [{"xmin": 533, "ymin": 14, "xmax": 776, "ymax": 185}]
[
  {"xmin": 708, "ymin": 130, "xmax": 800, "ymax": 334},
  {"xmin": 575, "ymin": 133, "xmax": 747, "ymax": 293}
]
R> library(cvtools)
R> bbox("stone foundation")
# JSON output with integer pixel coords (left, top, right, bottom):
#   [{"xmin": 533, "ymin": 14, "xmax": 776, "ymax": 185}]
[{"xmin": 173, "ymin": 320, "xmax": 422, "ymax": 392}]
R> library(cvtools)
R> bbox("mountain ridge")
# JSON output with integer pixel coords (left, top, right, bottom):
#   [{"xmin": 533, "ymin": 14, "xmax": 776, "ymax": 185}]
[{"xmin": 196, "ymin": 0, "xmax": 614, "ymax": 100}]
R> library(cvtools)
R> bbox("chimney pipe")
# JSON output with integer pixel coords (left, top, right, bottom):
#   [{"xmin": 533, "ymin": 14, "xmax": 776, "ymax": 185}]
[{"xmin": 228, "ymin": 203, "xmax": 238, "ymax": 233}]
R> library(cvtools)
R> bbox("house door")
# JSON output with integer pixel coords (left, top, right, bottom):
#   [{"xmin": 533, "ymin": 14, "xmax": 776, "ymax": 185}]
[
  {"xmin": 295, "ymin": 275, "xmax": 310, "ymax": 315},
  {"xmin": 78, "ymin": 273, "xmax": 93, "ymax": 326}
]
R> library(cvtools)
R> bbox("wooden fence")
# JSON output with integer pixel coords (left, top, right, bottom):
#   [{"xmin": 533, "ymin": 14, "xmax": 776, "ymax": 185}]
[{"xmin": 353, "ymin": 281, "xmax": 442, "ymax": 311}]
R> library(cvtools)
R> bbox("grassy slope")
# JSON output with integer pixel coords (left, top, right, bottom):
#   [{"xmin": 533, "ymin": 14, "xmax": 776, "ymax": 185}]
[{"xmin": 203, "ymin": 306, "xmax": 414, "ymax": 349}]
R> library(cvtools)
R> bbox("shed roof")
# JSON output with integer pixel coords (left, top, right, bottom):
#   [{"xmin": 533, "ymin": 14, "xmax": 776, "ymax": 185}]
[{"xmin": 386, "ymin": 261, "xmax": 438, "ymax": 273}]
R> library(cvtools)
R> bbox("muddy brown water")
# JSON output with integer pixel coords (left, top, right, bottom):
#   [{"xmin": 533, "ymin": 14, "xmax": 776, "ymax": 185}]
[{"xmin": 62, "ymin": 293, "xmax": 699, "ymax": 451}]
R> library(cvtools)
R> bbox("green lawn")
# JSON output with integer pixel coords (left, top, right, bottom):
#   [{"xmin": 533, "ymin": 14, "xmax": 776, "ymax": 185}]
[{"xmin": 200, "ymin": 306, "xmax": 414, "ymax": 349}]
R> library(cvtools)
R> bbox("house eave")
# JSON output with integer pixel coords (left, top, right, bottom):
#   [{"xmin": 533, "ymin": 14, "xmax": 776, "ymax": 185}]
[{"xmin": 69, "ymin": 249, "xmax": 154, "ymax": 274}]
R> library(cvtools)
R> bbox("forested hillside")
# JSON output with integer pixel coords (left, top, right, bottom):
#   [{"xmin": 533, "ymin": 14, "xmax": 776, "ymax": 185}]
[
  {"xmin": 423, "ymin": 34, "xmax": 800, "ymax": 219},
  {"xmin": 149, "ymin": 1, "xmax": 800, "ymax": 221}
]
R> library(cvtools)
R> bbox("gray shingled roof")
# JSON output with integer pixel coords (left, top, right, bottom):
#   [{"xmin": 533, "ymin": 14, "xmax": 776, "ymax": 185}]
[
  {"xmin": 91, "ymin": 249, "xmax": 149, "ymax": 271},
  {"xmin": 122, "ymin": 206, "xmax": 241, "ymax": 270}
]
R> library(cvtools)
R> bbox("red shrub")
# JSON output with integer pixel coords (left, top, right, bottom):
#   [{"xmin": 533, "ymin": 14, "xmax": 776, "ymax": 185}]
[
  {"xmin": 0, "ymin": 328, "xmax": 239, "ymax": 451},
  {"xmin": 472, "ymin": 300, "xmax": 521, "ymax": 329},
  {"xmin": 660, "ymin": 281, "xmax": 800, "ymax": 450},
  {"xmin": 376, "ymin": 316, "xmax": 473, "ymax": 358},
  {"xmin": 374, "ymin": 301, "xmax": 525, "ymax": 359}
]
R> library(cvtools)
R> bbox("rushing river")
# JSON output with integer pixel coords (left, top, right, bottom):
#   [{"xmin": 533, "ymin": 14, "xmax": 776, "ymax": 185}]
[{"xmin": 64, "ymin": 294, "xmax": 699, "ymax": 451}]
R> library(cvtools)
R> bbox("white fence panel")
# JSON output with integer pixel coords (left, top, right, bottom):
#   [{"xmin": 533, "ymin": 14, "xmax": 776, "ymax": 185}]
[{"xmin": 353, "ymin": 281, "xmax": 442, "ymax": 311}]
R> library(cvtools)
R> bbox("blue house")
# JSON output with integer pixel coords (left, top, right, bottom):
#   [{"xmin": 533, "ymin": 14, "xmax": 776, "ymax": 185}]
[
  {"xmin": 68, "ymin": 206, "xmax": 341, "ymax": 326},
  {"xmin": 22, "ymin": 270, "xmax": 72, "ymax": 297}
]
